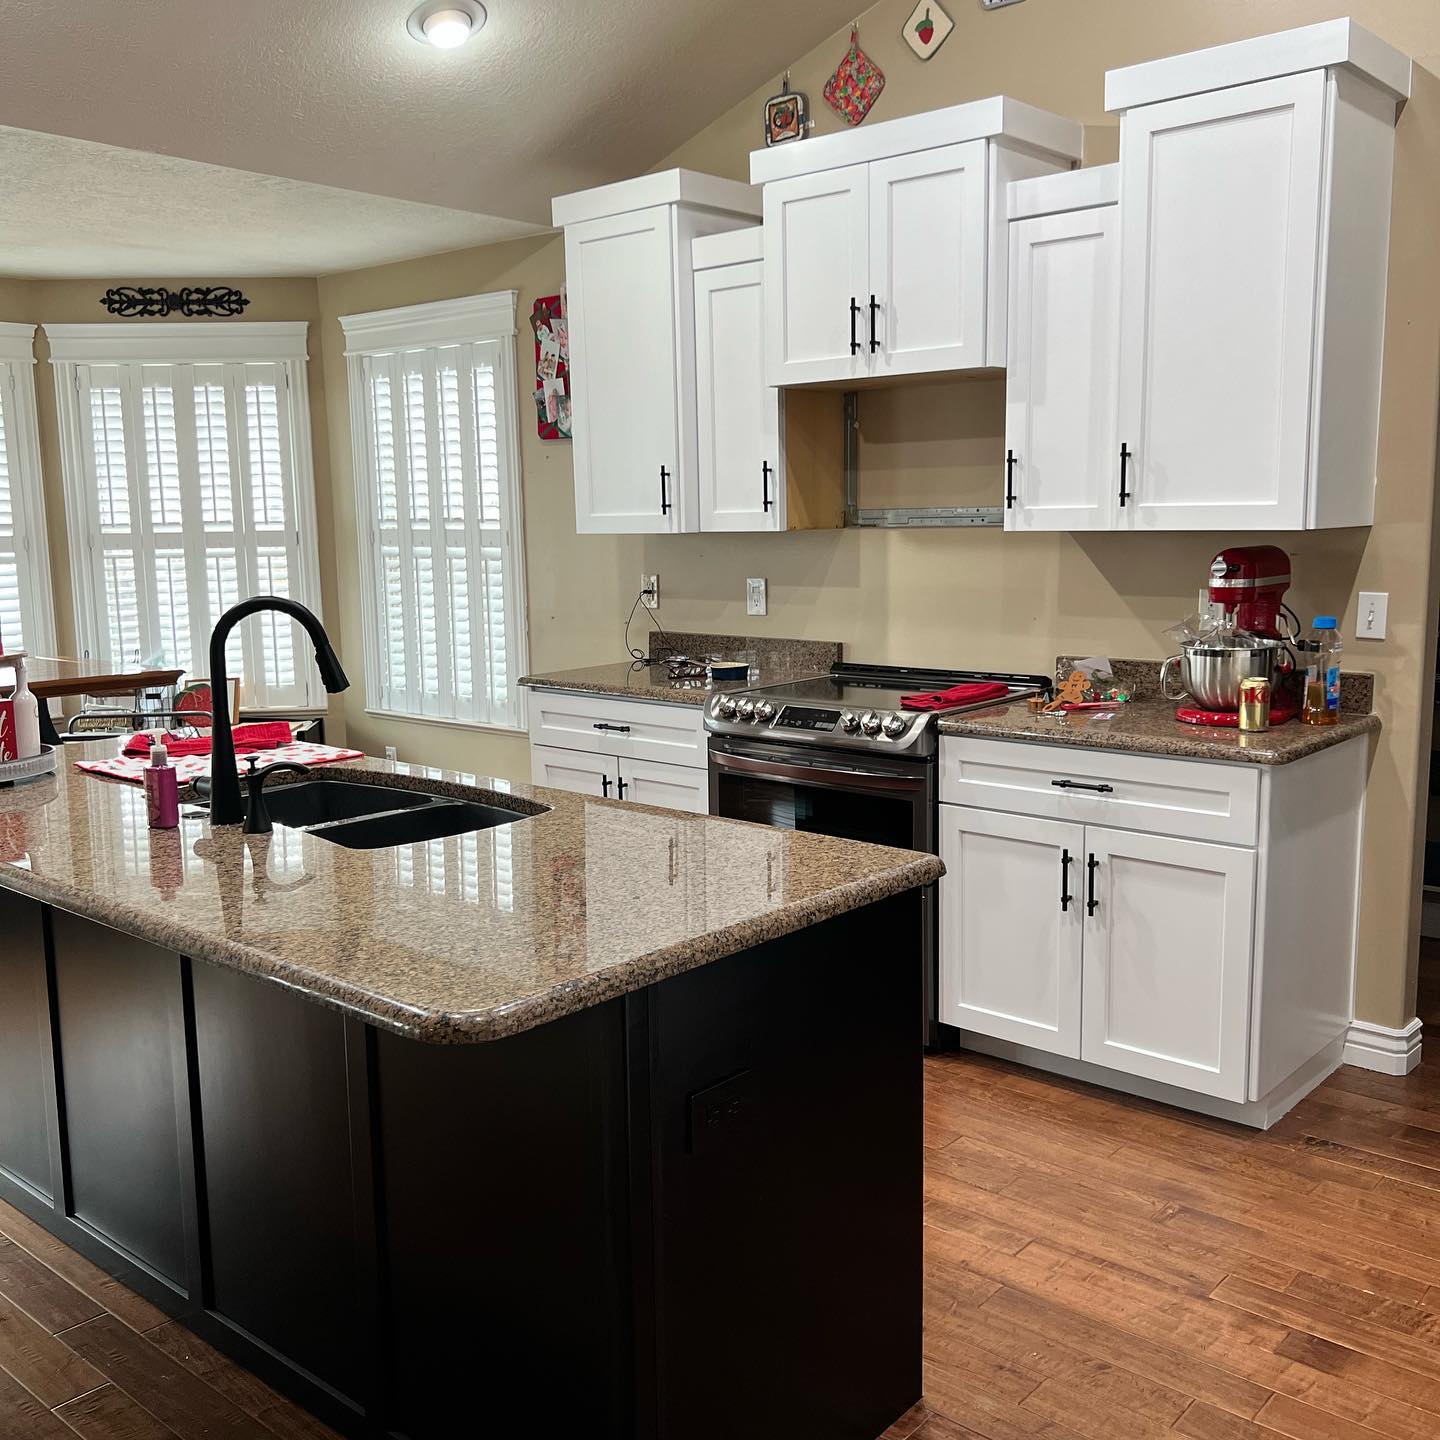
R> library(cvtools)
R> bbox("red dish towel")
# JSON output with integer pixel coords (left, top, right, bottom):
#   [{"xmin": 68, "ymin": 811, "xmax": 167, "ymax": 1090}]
[
  {"xmin": 900, "ymin": 681, "xmax": 1011, "ymax": 712},
  {"xmin": 122, "ymin": 721, "xmax": 295, "ymax": 759}
]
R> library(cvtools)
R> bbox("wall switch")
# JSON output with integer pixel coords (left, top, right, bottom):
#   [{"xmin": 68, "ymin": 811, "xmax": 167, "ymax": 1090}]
[
  {"xmin": 640, "ymin": 575, "xmax": 659, "ymax": 610},
  {"xmin": 384, "ymin": 745, "xmax": 398, "ymax": 762},
  {"xmin": 1356, "ymin": 591, "xmax": 1388, "ymax": 640},
  {"xmin": 746, "ymin": 577, "xmax": 767, "ymax": 616}
]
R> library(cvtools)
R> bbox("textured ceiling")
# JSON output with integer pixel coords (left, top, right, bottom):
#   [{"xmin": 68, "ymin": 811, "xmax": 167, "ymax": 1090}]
[
  {"xmin": 0, "ymin": 127, "xmax": 543, "ymax": 278},
  {"xmin": 0, "ymin": 0, "xmax": 863, "ymax": 225}
]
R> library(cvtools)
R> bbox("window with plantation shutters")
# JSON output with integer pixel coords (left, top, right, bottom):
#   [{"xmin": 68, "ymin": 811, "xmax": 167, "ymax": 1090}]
[
  {"xmin": 0, "ymin": 325, "xmax": 55, "ymax": 655},
  {"xmin": 342, "ymin": 292, "xmax": 528, "ymax": 730},
  {"xmin": 45, "ymin": 324, "xmax": 322, "ymax": 710}
]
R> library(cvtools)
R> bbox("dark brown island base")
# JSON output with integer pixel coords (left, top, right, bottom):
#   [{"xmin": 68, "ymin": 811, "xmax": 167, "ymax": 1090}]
[{"xmin": 0, "ymin": 754, "xmax": 941, "ymax": 1440}]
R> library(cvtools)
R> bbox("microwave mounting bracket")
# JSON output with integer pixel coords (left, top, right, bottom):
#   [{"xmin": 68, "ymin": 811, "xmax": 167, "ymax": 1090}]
[{"xmin": 843, "ymin": 391, "xmax": 1005, "ymax": 530}]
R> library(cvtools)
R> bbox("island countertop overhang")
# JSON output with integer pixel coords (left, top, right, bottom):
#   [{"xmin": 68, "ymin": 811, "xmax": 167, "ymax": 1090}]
[{"xmin": 0, "ymin": 752, "xmax": 943, "ymax": 1044}]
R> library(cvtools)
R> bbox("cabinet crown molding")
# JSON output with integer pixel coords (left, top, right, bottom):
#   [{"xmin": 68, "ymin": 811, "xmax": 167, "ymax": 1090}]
[
  {"xmin": 1105, "ymin": 17, "xmax": 1411, "ymax": 113},
  {"xmin": 1008, "ymin": 164, "xmax": 1118, "ymax": 222},
  {"xmin": 750, "ymin": 96, "xmax": 1083, "ymax": 187},
  {"xmin": 551, "ymin": 168, "xmax": 760, "ymax": 228}
]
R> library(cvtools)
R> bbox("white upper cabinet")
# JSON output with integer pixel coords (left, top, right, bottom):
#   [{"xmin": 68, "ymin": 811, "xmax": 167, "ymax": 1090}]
[
  {"xmin": 751, "ymin": 98, "xmax": 1082, "ymax": 388},
  {"xmin": 1106, "ymin": 19, "xmax": 1411, "ymax": 531},
  {"xmin": 692, "ymin": 229, "xmax": 845, "ymax": 534},
  {"xmin": 553, "ymin": 171, "xmax": 761, "ymax": 535},
  {"xmin": 1004, "ymin": 166, "xmax": 1120, "ymax": 532}
]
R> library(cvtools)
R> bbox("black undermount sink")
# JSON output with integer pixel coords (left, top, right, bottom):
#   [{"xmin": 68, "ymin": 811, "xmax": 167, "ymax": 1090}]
[{"xmin": 265, "ymin": 780, "xmax": 536, "ymax": 850}]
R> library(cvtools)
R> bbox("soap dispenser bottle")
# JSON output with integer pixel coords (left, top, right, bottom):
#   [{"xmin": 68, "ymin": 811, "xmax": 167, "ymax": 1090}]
[{"xmin": 144, "ymin": 743, "xmax": 180, "ymax": 829}]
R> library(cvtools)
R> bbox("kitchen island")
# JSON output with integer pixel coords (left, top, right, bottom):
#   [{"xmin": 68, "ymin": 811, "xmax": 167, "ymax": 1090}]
[{"xmin": 0, "ymin": 754, "xmax": 941, "ymax": 1440}]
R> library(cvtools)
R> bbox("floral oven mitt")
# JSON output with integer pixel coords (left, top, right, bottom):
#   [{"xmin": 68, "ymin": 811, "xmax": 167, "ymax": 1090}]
[{"xmin": 824, "ymin": 30, "xmax": 886, "ymax": 126}]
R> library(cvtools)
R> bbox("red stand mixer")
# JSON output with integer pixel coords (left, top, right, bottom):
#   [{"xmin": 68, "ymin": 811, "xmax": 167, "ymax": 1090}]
[{"xmin": 1170, "ymin": 546, "xmax": 1301, "ymax": 726}]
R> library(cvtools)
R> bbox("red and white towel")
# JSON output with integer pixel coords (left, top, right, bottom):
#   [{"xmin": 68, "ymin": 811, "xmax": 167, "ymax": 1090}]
[{"xmin": 75, "ymin": 736, "xmax": 365, "ymax": 786}]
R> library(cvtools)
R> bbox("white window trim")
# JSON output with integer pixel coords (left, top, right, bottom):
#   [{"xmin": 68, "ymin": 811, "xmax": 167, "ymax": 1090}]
[
  {"xmin": 341, "ymin": 291, "xmax": 530, "ymax": 734},
  {"xmin": 0, "ymin": 322, "xmax": 56, "ymax": 654},
  {"xmin": 44, "ymin": 321, "xmax": 324, "ymax": 708}
]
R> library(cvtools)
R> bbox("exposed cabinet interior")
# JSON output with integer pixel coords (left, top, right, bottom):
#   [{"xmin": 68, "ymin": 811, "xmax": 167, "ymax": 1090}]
[{"xmin": 692, "ymin": 228, "xmax": 845, "ymax": 533}]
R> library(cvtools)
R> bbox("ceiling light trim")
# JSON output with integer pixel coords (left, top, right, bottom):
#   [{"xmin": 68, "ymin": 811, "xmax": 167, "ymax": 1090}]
[{"xmin": 406, "ymin": 0, "xmax": 487, "ymax": 47}]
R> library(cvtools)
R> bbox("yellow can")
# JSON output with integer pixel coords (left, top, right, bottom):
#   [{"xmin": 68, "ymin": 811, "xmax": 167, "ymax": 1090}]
[{"xmin": 1238, "ymin": 676, "xmax": 1271, "ymax": 733}]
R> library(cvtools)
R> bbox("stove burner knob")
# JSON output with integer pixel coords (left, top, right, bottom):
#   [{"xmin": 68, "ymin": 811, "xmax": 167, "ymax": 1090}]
[
  {"xmin": 839, "ymin": 711, "xmax": 860, "ymax": 734},
  {"xmin": 716, "ymin": 695, "xmax": 738, "ymax": 719},
  {"xmin": 736, "ymin": 698, "xmax": 757, "ymax": 722},
  {"xmin": 860, "ymin": 710, "xmax": 882, "ymax": 737},
  {"xmin": 881, "ymin": 712, "xmax": 907, "ymax": 738},
  {"xmin": 755, "ymin": 700, "xmax": 777, "ymax": 722}
]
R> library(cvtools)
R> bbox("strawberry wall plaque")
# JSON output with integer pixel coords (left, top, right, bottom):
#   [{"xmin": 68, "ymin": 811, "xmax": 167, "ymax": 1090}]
[
  {"xmin": 903, "ymin": 0, "xmax": 954, "ymax": 60},
  {"xmin": 823, "ymin": 27, "xmax": 885, "ymax": 126}
]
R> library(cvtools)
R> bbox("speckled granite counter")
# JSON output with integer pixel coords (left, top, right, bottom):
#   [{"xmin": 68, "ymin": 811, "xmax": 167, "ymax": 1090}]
[
  {"xmin": 0, "ymin": 750, "xmax": 941, "ymax": 1043},
  {"xmin": 937, "ymin": 695, "xmax": 1379, "ymax": 765},
  {"xmin": 520, "ymin": 631, "xmax": 839, "ymax": 706}
]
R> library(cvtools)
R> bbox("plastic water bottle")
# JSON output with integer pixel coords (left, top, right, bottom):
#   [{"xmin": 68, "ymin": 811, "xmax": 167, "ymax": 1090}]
[{"xmin": 1301, "ymin": 617, "xmax": 1341, "ymax": 726}]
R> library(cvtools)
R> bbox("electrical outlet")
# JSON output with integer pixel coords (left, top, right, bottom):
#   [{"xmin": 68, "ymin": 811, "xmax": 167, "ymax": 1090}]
[
  {"xmin": 1356, "ymin": 591, "xmax": 1389, "ymax": 640},
  {"xmin": 746, "ymin": 578, "xmax": 768, "ymax": 616},
  {"xmin": 640, "ymin": 574, "xmax": 659, "ymax": 610},
  {"xmin": 384, "ymin": 745, "xmax": 398, "ymax": 762}
]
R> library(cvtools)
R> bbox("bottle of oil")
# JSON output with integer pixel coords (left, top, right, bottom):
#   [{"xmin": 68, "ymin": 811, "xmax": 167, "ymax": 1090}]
[{"xmin": 1301, "ymin": 617, "xmax": 1341, "ymax": 726}]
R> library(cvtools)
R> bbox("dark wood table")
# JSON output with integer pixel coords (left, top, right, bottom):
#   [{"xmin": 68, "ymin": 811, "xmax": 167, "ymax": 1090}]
[{"xmin": 0, "ymin": 655, "xmax": 184, "ymax": 745}]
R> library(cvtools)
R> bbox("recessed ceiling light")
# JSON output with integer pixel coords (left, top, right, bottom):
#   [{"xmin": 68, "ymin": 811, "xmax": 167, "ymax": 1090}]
[{"xmin": 407, "ymin": 0, "xmax": 486, "ymax": 48}]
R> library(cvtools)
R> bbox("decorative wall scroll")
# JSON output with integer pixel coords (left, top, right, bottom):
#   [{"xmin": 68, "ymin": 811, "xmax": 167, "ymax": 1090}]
[
  {"xmin": 101, "ymin": 286, "xmax": 251, "ymax": 318},
  {"xmin": 531, "ymin": 292, "xmax": 571, "ymax": 440}
]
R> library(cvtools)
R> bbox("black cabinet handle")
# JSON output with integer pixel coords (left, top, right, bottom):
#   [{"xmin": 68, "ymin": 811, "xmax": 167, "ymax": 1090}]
[
  {"xmin": 1051, "ymin": 779, "xmax": 1114, "ymax": 794},
  {"xmin": 1060, "ymin": 848, "xmax": 1072, "ymax": 912},
  {"xmin": 593, "ymin": 722, "xmax": 632, "ymax": 734},
  {"xmin": 850, "ymin": 297, "xmax": 861, "ymax": 356},
  {"xmin": 1005, "ymin": 449, "xmax": 1017, "ymax": 510},
  {"xmin": 762, "ymin": 461, "xmax": 773, "ymax": 513},
  {"xmin": 869, "ymin": 294, "xmax": 880, "ymax": 353},
  {"xmin": 616, "ymin": 776, "xmax": 628, "ymax": 801},
  {"xmin": 1119, "ymin": 443, "xmax": 1132, "ymax": 508},
  {"xmin": 1086, "ymin": 854, "xmax": 1100, "ymax": 916},
  {"xmin": 660, "ymin": 465, "xmax": 671, "ymax": 516},
  {"xmin": 601, "ymin": 774, "xmax": 611, "ymax": 797}
]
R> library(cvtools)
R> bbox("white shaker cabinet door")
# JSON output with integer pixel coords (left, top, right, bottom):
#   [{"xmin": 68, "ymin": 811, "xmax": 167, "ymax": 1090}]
[
  {"xmin": 694, "ymin": 258, "xmax": 782, "ymax": 531},
  {"xmin": 868, "ymin": 141, "xmax": 988, "ymax": 377},
  {"xmin": 530, "ymin": 744, "xmax": 615, "ymax": 799},
  {"xmin": 617, "ymin": 756, "xmax": 710, "ymax": 815},
  {"xmin": 1080, "ymin": 828, "xmax": 1255, "ymax": 1102},
  {"xmin": 1115, "ymin": 72, "xmax": 1326, "ymax": 530},
  {"xmin": 1004, "ymin": 203, "xmax": 1119, "ymax": 531},
  {"xmin": 566, "ymin": 206, "xmax": 683, "ymax": 533},
  {"xmin": 763, "ymin": 165, "xmax": 870, "ymax": 387},
  {"xmin": 939, "ymin": 806, "xmax": 1083, "ymax": 1057}
]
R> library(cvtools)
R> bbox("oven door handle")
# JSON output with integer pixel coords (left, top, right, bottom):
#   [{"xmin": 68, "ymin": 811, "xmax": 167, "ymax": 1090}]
[{"xmin": 710, "ymin": 749, "xmax": 928, "ymax": 795}]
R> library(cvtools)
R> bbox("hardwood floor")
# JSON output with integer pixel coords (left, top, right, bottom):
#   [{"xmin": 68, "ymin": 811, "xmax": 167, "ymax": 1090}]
[{"xmin": 2, "ymin": 943, "xmax": 1438, "ymax": 1439}]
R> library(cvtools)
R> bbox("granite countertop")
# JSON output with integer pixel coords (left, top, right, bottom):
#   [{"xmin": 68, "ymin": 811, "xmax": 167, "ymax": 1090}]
[
  {"xmin": 0, "ymin": 750, "xmax": 941, "ymax": 1045},
  {"xmin": 936, "ymin": 696, "xmax": 1380, "ymax": 765},
  {"xmin": 520, "ymin": 631, "xmax": 840, "ymax": 707}
]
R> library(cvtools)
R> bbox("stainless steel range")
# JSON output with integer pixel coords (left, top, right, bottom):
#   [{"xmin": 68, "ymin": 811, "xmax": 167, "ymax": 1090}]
[{"xmin": 705, "ymin": 664, "xmax": 1050, "ymax": 1045}]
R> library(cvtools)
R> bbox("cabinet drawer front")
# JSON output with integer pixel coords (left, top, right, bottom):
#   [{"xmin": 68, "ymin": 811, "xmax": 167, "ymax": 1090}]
[
  {"xmin": 529, "ymin": 691, "xmax": 706, "ymax": 767},
  {"xmin": 619, "ymin": 755, "xmax": 710, "ymax": 814},
  {"xmin": 940, "ymin": 737, "xmax": 1258, "ymax": 844}
]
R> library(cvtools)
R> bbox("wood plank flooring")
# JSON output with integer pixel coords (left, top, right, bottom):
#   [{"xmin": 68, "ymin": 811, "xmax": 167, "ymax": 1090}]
[{"xmin": 2, "ymin": 943, "xmax": 1437, "ymax": 1439}]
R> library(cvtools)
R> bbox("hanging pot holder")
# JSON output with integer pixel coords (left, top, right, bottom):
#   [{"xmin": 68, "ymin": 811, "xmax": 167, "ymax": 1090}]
[{"xmin": 824, "ymin": 28, "xmax": 886, "ymax": 125}]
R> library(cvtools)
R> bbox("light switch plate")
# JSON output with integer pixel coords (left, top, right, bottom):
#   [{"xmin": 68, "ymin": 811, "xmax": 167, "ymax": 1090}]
[
  {"xmin": 1356, "ymin": 591, "xmax": 1388, "ymax": 640},
  {"xmin": 747, "ymin": 578, "xmax": 768, "ymax": 616},
  {"xmin": 640, "ymin": 574, "xmax": 659, "ymax": 610}
]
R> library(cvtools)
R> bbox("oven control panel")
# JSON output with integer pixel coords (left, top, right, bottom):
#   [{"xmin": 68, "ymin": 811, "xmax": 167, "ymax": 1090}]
[{"xmin": 773, "ymin": 706, "xmax": 841, "ymax": 731}]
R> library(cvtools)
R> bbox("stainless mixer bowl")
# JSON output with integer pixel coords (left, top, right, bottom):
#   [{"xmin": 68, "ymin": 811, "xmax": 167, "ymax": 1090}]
[{"xmin": 1159, "ymin": 640, "xmax": 1283, "ymax": 710}]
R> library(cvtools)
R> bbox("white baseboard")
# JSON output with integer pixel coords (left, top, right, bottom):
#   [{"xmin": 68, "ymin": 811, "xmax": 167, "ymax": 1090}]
[{"xmin": 1342, "ymin": 1018, "xmax": 1424, "ymax": 1075}]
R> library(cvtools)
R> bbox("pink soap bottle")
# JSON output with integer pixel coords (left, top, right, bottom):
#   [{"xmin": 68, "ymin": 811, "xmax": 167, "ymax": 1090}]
[{"xmin": 144, "ymin": 743, "xmax": 179, "ymax": 829}]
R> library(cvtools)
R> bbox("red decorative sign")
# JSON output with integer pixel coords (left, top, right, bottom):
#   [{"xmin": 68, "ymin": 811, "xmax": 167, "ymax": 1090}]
[{"xmin": 531, "ymin": 293, "xmax": 571, "ymax": 441}]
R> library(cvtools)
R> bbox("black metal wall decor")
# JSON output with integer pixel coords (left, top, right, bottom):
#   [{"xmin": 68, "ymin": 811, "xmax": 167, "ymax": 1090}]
[{"xmin": 101, "ymin": 286, "xmax": 251, "ymax": 319}]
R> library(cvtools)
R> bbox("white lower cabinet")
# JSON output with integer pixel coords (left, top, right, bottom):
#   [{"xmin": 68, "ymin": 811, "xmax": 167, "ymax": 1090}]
[
  {"xmin": 939, "ymin": 735, "xmax": 1367, "ymax": 1125},
  {"xmin": 939, "ymin": 809, "xmax": 1082, "ymax": 1058},
  {"xmin": 531, "ymin": 743, "xmax": 708, "ymax": 814}
]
